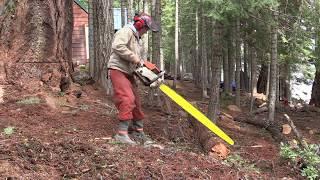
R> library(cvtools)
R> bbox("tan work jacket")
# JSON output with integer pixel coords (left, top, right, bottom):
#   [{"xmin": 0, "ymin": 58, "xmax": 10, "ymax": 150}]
[{"xmin": 107, "ymin": 25, "xmax": 142, "ymax": 75}]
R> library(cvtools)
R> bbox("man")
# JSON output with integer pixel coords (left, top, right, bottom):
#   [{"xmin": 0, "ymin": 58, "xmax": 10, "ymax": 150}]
[{"xmin": 107, "ymin": 13, "xmax": 159, "ymax": 145}]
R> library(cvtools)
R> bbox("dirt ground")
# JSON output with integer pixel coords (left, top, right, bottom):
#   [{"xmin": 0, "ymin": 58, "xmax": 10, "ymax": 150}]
[{"xmin": 0, "ymin": 81, "xmax": 319, "ymax": 179}]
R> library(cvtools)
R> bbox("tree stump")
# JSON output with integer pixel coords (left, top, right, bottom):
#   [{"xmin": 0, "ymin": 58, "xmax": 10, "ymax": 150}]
[{"xmin": 187, "ymin": 102, "xmax": 223, "ymax": 152}]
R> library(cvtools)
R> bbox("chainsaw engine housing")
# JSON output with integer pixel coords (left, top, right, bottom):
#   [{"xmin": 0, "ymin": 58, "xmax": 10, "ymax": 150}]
[{"xmin": 134, "ymin": 61, "xmax": 164, "ymax": 87}]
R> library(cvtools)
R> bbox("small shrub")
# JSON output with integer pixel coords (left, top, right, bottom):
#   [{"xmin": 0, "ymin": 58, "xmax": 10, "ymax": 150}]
[
  {"xmin": 3, "ymin": 126, "xmax": 15, "ymax": 136},
  {"xmin": 17, "ymin": 97, "xmax": 41, "ymax": 105},
  {"xmin": 223, "ymin": 153, "xmax": 260, "ymax": 173},
  {"xmin": 280, "ymin": 142, "xmax": 320, "ymax": 180}
]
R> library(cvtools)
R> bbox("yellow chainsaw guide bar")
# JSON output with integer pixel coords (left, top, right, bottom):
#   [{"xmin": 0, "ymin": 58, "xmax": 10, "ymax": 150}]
[{"xmin": 159, "ymin": 84, "xmax": 234, "ymax": 145}]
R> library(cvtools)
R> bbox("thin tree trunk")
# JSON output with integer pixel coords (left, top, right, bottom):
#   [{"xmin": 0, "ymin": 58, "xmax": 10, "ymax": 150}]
[
  {"xmin": 151, "ymin": 0, "xmax": 161, "ymax": 67},
  {"xmin": 276, "ymin": 64, "xmax": 280, "ymax": 104},
  {"xmin": 248, "ymin": 42, "xmax": 252, "ymax": 92},
  {"xmin": 244, "ymin": 26, "xmax": 249, "ymax": 92},
  {"xmin": 208, "ymin": 21, "xmax": 222, "ymax": 123},
  {"xmin": 268, "ymin": 9, "xmax": 278, "ymax": 122},
  {"xmin": 88, "ymin": 0, "xmax": 94, "ymax": 78},
  {"xmin": 121, "ymin": 0, "xmax": 127, "ymax": 27},
  {"xmin": 201, "ymin": 2, "xmax": 208, "ymax": 98},
  {"xmin": 173, "ymin": 0, "xmax": 179, "ymax": 89},
  {"xmin": 141, "ymin": 0, "xmax": 149, "ymax": 60},
  {"xmin": 266, "ymin": 59, "xmax": 270, "ymax": 97},
  {"xmin": 235, "ymin": 19, "xmax": 241, "ymax": 107},
  {"xmin": 128, "ymin": 0, "xmax": 134, "ymax": 23},
  {"xmin": 223, "ymin": 39, "xmax": 230, "ymax": 93},
  {"xmin": 228, "ymin": 25, "xmax": 235, "ymax": 94},
  {"xmin": 250, "ymin": 47, "xmax": 257, "ymax": 113},
  {"xmin": 195, "ymin": 2, "xmax": 200, "ymax": 86}
]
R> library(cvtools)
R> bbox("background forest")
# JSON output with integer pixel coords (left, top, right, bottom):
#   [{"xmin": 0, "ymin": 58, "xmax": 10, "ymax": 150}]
[{"xmin": 0, "ymin": 0, "xmax": 319, "ymax": 179}]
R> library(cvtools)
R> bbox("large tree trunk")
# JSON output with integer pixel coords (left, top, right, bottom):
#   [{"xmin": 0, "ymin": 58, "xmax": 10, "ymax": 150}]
[
  {"xmin": 0, "ymin": 0, "xmax": 73, "ymax": 93},
  {"xmin": 91, "ymin": 0, "xmax": 114, "ymax": 92},
  {"xmin": 310, "ymin": 69, "xmax": 320, "ymax": 107},
  {"xmin": 310, "ymin": 30, "xmax": 320, "ymax": 107}
]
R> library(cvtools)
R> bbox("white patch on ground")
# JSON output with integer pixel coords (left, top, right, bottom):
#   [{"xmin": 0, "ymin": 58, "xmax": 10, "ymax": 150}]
[{"xmin": 291, "ymin": 72, "xmax": 314, "ymax": 103}]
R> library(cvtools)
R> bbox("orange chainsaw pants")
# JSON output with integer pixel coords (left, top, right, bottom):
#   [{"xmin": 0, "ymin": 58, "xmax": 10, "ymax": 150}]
[{"xmin": 109, "ymin": 69, "xmax": 145, "ymax": 121}]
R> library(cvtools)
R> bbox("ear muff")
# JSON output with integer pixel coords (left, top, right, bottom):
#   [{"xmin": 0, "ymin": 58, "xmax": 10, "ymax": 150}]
[{"xmin": 134, "ymin": 16, "xmax": 146, "ymax": 30}]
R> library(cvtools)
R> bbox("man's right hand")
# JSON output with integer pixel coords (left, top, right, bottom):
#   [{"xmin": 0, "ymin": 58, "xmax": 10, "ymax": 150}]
[{"xmin": 132, "ymin": 54, "xmax": 141, "ymax": 64}]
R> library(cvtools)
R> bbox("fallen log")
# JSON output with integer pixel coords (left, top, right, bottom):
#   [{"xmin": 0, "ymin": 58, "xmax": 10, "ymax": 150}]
[
  {"xmin": 187, "ymin": 102, "xmax": 222, "ymax": 153},
  {"xmin": 252, "ymin": 106, "xmax": 268, "ymax": 114},
  {"xmin": 234, "ymin": 114, "xmax": 286, "ymax": 142}
]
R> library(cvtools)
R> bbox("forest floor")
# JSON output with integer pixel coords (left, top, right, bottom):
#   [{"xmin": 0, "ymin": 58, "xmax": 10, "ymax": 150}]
[{"xmin": 0, "ymin": 80, "xmax": 319, "ymax": 179}]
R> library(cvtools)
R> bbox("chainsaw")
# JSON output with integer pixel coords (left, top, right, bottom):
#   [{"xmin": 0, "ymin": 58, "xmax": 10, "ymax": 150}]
[
  {"xmin": 134, "ymin": 61, "xmax": 165, "ymax": 88},
  {"xmin": 134, "ymin": 60, "xmax": 234, "ymax": 145}
]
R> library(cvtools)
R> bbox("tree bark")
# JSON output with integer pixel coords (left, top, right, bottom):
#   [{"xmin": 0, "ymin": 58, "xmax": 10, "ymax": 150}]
[
  {"xmin": 235, "ymin": 19, "xmax": 241, "ymax": 107},
  {"xmin": 173, "ymin": 0, "xmax": 179, "ymax": 89},
  {"xmin": 91, "ymin": 0, "xmax": 114, "ymax": 92},
  {"xmin": 121, "ymin": 0, "xmax": 127, "ymax": 27},
  {"xmin": 208, "ymin": 21, "xmax": 222, "ymax": 124},
  {"xmin": 151, "ymin": 0, "xmax": 161, "ymax": 67},
  {"xmin": 128, "ymin": 0, "xmax": 134, "ymax": 23},
  {"xmin": 228, "ymin": 25, "xmax": 235, "ymax": 93},
  {"xmin": 310, "ymin": 29, "xmax": 320, "ymax": 106},
  {"xmin": 223, "ymin": 39, "xmax": 230, "ymax": 93},
  {"xmin": 0, "ymin": 0, "xmax": 73, "ymax": 93},
  {"xmin": 268, "ymin": 9, "xmax": 279, "ymax": 122},
  {"xmin": 257, "ymin": 63, "xmax": 268, "ymax": 94},
  {"xmin": 194, "ymin": 1, "xmax": 200, "ymax": 86},
  {"xmin": 310, "ymin": 68, "xmax": 320, "ymax": 106},
  {"xmin": 200, "ymin": 1, "xmax": 208, "ymax": 98},
  {"xmin": 250, "ymin": 47, "xmax": 257, "ymax": 113}
]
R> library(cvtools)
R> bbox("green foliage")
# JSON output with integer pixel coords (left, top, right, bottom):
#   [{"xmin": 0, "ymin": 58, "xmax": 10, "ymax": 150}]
[
  {"xmin": 280, "ymin": 143, "xmax": 320, "ymax": 180},
  {"xmin": 17, "ymin": 97, "xmax": 41, "ymax": 105},
  {"xmin": 58, "ymin": 92, "xmax": 65, "ymax": 97},
  {"xmin": 2, "ymin": 0, "xmax": 16, "ymax": 15},
  {"xmin": 3, "ymin": 126, "xmax": 15, "ymax": 135},
  {"xmin": 203, "ymin": 0, "xmax": 278, "ymax": 21},
  {"xmin": 113, "ymin": 0, "xmax": 120, "ymax": 8},
  {"xmin": 77, "ymin": 0, "xmax": 88, "ymax": 9},
  {"xmin": 224, "ymin": 153, "xmax": 260, "ymax": 173}
]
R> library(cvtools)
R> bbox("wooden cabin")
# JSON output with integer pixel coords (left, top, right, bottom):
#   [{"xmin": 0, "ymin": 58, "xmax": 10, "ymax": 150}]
[
  {"xmin": 72, "ymin": 1, "xmax": 127, "ymax": 66},
  {"xmin": 72, "ymin": 0, "xmax": 89, "ymax": 66}
]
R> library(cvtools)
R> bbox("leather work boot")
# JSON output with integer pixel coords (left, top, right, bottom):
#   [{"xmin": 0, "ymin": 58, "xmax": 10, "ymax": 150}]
[
  {"xmin": 114, "ymin": 134, "xmax": 137, "ymax": 145},
  {"xmin": 131, "ymin": 131, "xmax": 154, "ymax": 145}
]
